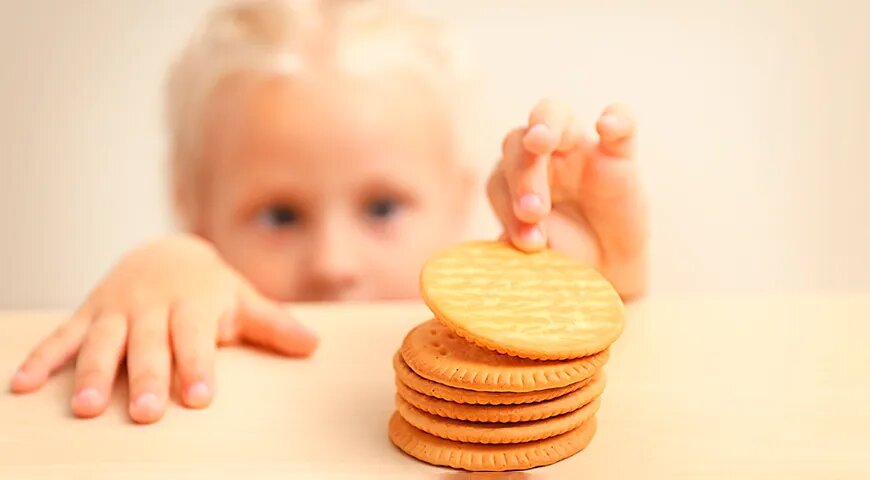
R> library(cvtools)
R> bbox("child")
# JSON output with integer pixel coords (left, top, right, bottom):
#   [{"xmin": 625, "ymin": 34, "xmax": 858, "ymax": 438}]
[{"xmin": 9, "ymin": 0, "xmax": 647, "ymax": 424}]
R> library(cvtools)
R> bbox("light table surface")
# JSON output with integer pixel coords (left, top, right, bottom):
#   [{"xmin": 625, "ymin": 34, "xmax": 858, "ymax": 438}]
[{"xmin": 1, "ymin": 294, "xmax": 869, "ymax": 479}]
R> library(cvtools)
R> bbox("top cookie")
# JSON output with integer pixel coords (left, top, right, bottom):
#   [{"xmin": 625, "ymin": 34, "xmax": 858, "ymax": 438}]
[{"xmin": 420, "ymin": 241, "xmax": 625, "ymax": 360}]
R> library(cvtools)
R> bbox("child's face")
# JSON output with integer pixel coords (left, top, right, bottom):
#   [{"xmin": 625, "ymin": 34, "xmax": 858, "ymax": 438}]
[{"xmin": 194, "ymin": 72, "xmax": 472, "ymax": 302}]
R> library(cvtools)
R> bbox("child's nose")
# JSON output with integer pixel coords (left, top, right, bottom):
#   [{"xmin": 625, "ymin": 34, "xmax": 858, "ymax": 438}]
[{"xmin": 308, "ymin": 224, "xmax": 360, "ymax": 291}]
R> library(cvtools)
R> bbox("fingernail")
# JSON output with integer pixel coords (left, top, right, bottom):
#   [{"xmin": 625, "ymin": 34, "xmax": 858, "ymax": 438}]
[
  {"xmin": 523, "ymin": 225, "xmax": 546, "ymax": 246},
  {"xmin": 527, "ymin": 124, "xmax": 550, "ymax": 137},
  {"xmin": 518, "ymin": 193, "xmax": 544, "ymax": 213},
  {"xmin": 12, "ymin": 369, "xmax": 29, "ymax": 385},
  {"xmin": 133, "ymin": 392, "xmax": 160, "ymax": 412},
  {"xmin": 186, "ymin": 382, "xmax": 210, "ymax": 404},
  {"xmin": 73, "ymin": 388, "xmax": 102, "ymax": 408},
  {"xmin": 286, "ymin": 321, "xmax": 318, "ymax": 341},
  {"xmin": 600, "ymin": 114, "xmax": 619, "ymax": 129},
  {"xmin": 285, "ymin": 322, "xmax": 319, "ymax": 354},
  {"xmin": 10, "ymin": 369, "xmax": 30, "ymax": 391}
]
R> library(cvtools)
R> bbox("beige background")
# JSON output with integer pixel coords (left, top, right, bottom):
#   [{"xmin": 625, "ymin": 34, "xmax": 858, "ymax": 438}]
[{"xmin": 1, "ymin": 0, "xmax": 868, "ymax": 308}]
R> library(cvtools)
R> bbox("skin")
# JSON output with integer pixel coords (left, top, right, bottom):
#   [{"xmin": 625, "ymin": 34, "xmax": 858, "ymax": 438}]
[
  {"xmin": 489, "ymin": 100, "xmax": 648, "ymax": 298},
  {"xmin": 9, "ymin": 73, "xmax": 647, "ymax": 424},
  {"xmin": 197, "ymin": 72, "xmax": 472, "ymax": 302}
]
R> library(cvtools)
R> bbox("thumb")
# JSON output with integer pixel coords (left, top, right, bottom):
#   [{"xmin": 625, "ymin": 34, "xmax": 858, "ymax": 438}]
[{"xmin": 237, "ymin": 291, "xmax": 319, "ymax": 357}]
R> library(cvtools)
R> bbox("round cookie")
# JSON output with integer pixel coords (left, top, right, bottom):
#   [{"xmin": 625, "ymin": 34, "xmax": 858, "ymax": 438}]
[
  {"xmin": 395, "ymin": 395, "xmax": 601, "ymax": 444},
  {"xmin": 392, "ymin": 352, "xmax": 591, "ymax": 405},
  {"xmin": 389, "ymin": 411, "xmax": 597, "ymax": 471},
  {"xmin": 400, "ymin": 319, "xmax": 608, "ymax": 392},
  {"xmin": 420, "ymin": 241, "xmax": 625, "ymax": 360},
  {"xmin": 396, "ymin": 372, "xmax": 605, "ymax": 423}
]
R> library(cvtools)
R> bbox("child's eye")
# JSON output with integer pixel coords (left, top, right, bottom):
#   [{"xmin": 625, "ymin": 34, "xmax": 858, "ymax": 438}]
[
  {"xmin": 258, "ymin": 206, "xmax": 300, "ymax": 228},
  {"xmin": 365, "ymin": 198, "xmax": 402, "ymax": 221}
]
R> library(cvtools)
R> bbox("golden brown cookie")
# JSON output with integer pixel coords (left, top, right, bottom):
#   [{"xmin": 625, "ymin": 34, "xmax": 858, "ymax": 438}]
[
  {"xmin": 392, "ymin": 352, "xmax": 591, "ymax": 405},
  {"xmin": 395, "ymin": 395, "xmax": 600, "ymax": 444},
  {"xmin": 396, "ymin": 372, "xmax": 605, "ymax": 423},
  {"xmin": 389, "ymin": 411, "xmax": 597, "ymax": 471},
  {"xmin": 400, "ymin": 319, "xmax": 608, "ymax": 392},
  {"xmin": 420, "ymin": 241, "xmax": 625, "ymax": 360}
]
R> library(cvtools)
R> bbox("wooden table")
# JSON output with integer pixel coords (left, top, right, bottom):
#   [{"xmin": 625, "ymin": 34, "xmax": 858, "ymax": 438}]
[{"xmin": 1, "ymin": 294, "xmax": 869, "ymax": 479}]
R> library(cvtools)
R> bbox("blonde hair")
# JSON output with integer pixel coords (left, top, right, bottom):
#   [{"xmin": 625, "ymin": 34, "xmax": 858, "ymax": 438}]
[{"xmin": 165, "ymin": 0, "xmax": 477, "ymax": 220}]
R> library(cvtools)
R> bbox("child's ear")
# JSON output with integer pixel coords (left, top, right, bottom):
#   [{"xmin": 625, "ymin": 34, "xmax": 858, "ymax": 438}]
[
  {"xmin": 173, "ymin": 183, "xmax": 193, "ymax": 232},
  {"xmin": 452, "ymin": 163, "xmax": 479, "ymax": 215},
  {"xmin": 172, "ymin": 176, "xmax": 206, "ymax": 236},
  {"xmin": 461, "ymin": 165, "xmax": 478, "ymax": 203}
]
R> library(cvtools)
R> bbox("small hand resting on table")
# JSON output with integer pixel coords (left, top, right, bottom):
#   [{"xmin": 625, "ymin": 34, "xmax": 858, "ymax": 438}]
[{"xmin": 10, "ymin": 234, "xmax": 318, "ymax": 424}]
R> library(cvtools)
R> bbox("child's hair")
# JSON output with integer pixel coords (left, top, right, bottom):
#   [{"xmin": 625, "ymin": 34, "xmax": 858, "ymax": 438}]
[{"xmin": 165, "ymin": 0, "xmax": 477, "ymax": 219}]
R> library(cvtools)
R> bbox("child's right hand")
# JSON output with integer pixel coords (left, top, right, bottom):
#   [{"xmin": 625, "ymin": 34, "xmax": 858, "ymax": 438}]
[{"xmin": 9, "ymin": 234, "xmax": 318, "ymax": 424}]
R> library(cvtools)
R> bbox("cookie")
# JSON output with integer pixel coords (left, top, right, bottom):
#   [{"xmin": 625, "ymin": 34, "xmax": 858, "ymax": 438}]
[
  {"xmin": 396, "ymin": 372, "xmax": 605, "ymax": 423},
  {"xmin": 395, "ymin": 394, "xmax": 601, "ymax": 444},
  {"xmin": 400, "ymin": 319, "xmax": 608, "ymax": 392},
  {"xmin": 392, "ymin": 352, "xmax": 591, "ymax": 405},
  {"xmin": 389, "ymin": 411, "xmax": 597, "ymax": 471},
  {"xmin": 420, "ymin": 241, "xmax": 625, "ymax": 360}
]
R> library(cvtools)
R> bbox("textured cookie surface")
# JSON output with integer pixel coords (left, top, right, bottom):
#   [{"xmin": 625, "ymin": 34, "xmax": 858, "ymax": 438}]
[
  {"xmin": 421, "ymin": 241, "xmax": 625, "ymax": 360},
  {"xmin": 401, "ymin": 319, "xmax": 608, "ymax": 392},
  {"xmin": 393, "ymin": 352, "xmax": 590, "ymax": 405},
  {"xmin": 396, "ymin": 372, "xmax": 605, "ymax": 423},
  {"xmin": 389, "ymin": 411, "xmax": 597, "ymax": 471},
  {"xmin": 395, "ymin": 394, "xmax": 600, "ymax": 444}
]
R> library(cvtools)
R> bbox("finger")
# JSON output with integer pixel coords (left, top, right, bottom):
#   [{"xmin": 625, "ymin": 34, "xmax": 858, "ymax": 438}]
[
  {"xmin": 502, "ymin": 128, "xmax": 552, "ymax": 226},
  {"xmin": 486, "ymin": 166, "xmax": 547, "ymax": 252},
  {"xmin": 238, "ymin": 293, "xmax": 318, "ymax": 357},
  {"xmin": 525, "ymin": 98, "xmax": 573, "ymax": 155},
  {"xmin": 126, "ymin": 308, "xmax": 171, "ymax": 424},
  {"xmin": 71, "ymin": 312, "xmax": 128, "ymax": 418},
  {"xmin": 10, "ymin": 313, "xmax": 90, "ymax": 393},
  {"xmin": 558, "ymin": 120, "xmax": 587, "ymax": 153},
  {"xmin": 595, "ymin": 104, "xmax": 636, "ymax": 159},
  {"xmin": 170, "ymin": 302, "xmax": 219, "ymax": 409},
  {"xmin": 547, "ymin": 123, "xmax": 596, "ymax": 206}
]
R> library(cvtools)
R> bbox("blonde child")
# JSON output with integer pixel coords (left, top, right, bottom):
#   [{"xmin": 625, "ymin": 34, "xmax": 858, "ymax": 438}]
[{"xmin": 10, "ymin": 0, "xmax": 647, "ymax": 424}]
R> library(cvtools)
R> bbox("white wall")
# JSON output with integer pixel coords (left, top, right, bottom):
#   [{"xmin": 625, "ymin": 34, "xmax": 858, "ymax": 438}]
[{"xmin": 1, "ymin": 0, "xmax": 868, "ymax": 309}]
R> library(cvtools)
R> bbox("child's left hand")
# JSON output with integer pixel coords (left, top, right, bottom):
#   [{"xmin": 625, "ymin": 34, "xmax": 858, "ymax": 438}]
[{"xmin": 488, "ymin": 99, "xmax": 649, "ymax": 299}]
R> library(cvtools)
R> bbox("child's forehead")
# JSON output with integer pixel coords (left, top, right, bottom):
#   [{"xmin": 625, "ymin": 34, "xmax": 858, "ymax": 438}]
[
  {"xmin": 214, "ymin": 70, "xmax": 449, "ymax": 134},
  {"xmin": 202, "ymin": 70, "xmax": 459, "ymax": 182}
]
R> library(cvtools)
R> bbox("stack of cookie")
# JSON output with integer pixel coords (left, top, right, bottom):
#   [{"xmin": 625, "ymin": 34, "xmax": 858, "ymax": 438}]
[{"xmin": 388, "ymin": 241, "xmax": 625, "ymax": 472}]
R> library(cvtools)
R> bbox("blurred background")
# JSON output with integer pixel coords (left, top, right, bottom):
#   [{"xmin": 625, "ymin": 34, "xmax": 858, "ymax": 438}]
[{"xmin": 1, "ymin": 0, "xmax": 868, "ymax": 308}]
